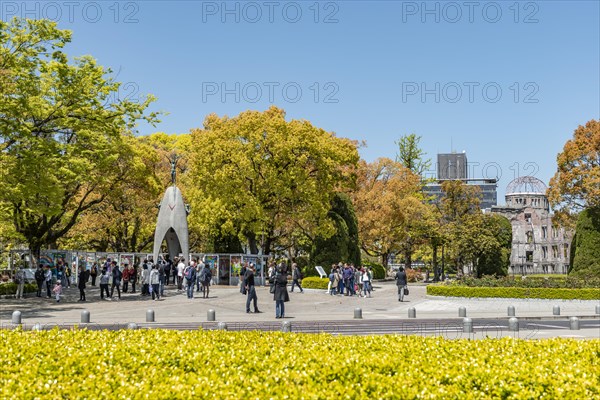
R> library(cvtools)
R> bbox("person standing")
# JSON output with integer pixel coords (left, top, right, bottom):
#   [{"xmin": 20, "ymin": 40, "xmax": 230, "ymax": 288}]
[
  {"xmin": 244, "ymin": 264, "xmax": 261, "ymax": 313},
  {"xmin": 90, "ymin": 263, "xmax": 98, "ymax": 286},
  {"xmin": 150, "ymin": 265, "xmax": 160, "ymax": 301},
  {"xmin": 395, "ymin": 267, "xmax": 408, "ymax": 302},
  {"xmin": 35, "ymin": 264, "xmax": 45, "ymax": 297},
  {"xmin": 77, "ymin": 268, "xmax": 88, "ymax": 301},
  {"xmin": 199, "ymin": 263, "xmax": 212, "ymax": 298},
  {"xmin": 14, "ymin": 266, "xmax": 25, "ymax": 299},
  {"xmin": 141, "ymin": 264, "xmax": 150, "ymax": 296},
  {"xmin": 99, "ymin": 268, "xmax": 110, "ymax": 300},
  {"xmin": 176, "ymin": 258, "xmax": 185, "ymax": 290},
  {"xmin": 184, "ymin": 262, "xmax": 196, "ymax": 299},
  {"xmin": 52, "ymin": 280, "xmax": 62, "ymax": 302},
  {"xmin": 110, "ymin": 261, "xmax": 122, "ymax": 300},
  {"xmin": 361, "ymin": 268, "xmax": 372, "ymax": 298},
  {"xmin": 122, "ymin": 264, "xmax": 130, "ymax": 293},
  {"xmin": 163, "ymin": 257, "xmax": 171, "ymax": 286},
  {"xmin": 45, "ymin": 266, "xmax": 53, "ymax": 298},
  {"xmin": 158, "ymin": 262, "xmax": 165, "ymax": 297},
  {"xmin": 273, "ymin": 266, "xmax": 290, "ymax": 318},
  {"xmin": 129, "ymin": 265, "xmax": 137, "ymax": 293},
  {"xmin": 290, "ymin": 263, "xmax": 303, "ymax": 293}
]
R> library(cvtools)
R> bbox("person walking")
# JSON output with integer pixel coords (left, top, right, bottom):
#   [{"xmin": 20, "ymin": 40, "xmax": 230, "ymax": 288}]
[
  {"xmin": 273, "ymin": 266, "xmax": 290, "ymax": 318},
  {"xmin": 99, "ymin": 268, "xmax": 110, "ymax": 300},
  {"xmin": 244, "ymin": 264, "xmax": 261, "ymax": 313},
  {"xmin": 150, "ymin": 265, "xmax": 160, "ymax": 301},
  {"xmin": 77, "ymin": 268, "xmax": 88, "ymax": 301},
  {"xmin": 44, "ymin": 266, "xmax": 53, "ymax": 298},
  {"xmin": 395, "ymin": 267, "xmax": 408, "ymax": 302},
  {"xmin": 110, "ymin": 261, "xmax": 122, "ymax": 300},
  {"xmin": 14, "ymin": 266, "xmax": 25, "ymax": 299},
  {"xmin": 90, "ymin": 263, "xmax": 98, "ymax": 286},
  {"xmin": 35, "ymin": 264, "xmax": 45, "ymax": 297},
  {"xmin": 289, "ymin": 263, "xmax": 304, "ymax": 293},
  {"xmin": 199, "ymin": 263, "xmax": 212, "ymax": 298},
  {"xmin": 184, "ymin": 262, "xmax": 196, "ymax": 299}
]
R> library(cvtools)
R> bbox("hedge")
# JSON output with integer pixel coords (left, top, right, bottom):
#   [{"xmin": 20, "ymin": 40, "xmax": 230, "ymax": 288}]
[
  {"xmin": 0, "ymin": 283, "xmax": 37, "ymax": 296},
  {"xmin": 0, "ymin": 330, "xmax": 597, "ymax": 399},
  {"xmin": 301, "ymin": 277, "xmax": 329, "ymax": 289},
  {"xmin": 427, "ymin": 285, "xmax": 600, "ymax": 300},
  {"xmin": 450, "ymin": 275, "xmax": 599, "ymax": 289}
]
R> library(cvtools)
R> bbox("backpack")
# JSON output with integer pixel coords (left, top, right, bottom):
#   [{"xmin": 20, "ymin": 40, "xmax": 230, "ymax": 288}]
[
  {"xmin": 185, "ymin": 267, "xmax": 193, "ymax": 281},
  {"xmin": 329, "ymin": 272, "xmax": 335, "ymax": 282}
]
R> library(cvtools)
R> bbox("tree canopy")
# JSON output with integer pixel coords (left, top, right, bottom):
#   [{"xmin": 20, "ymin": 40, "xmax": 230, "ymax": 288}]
[
  {"xmin": 0, "ymin": 18, "xmax": 159, "ymax": 259},
  {"xmin": 548, "ymin": 120, "xmax": 600, "ymax": 214},
  {"xmin": 186, "ymin": 106, "xmax": 359, "ymax": 255}
]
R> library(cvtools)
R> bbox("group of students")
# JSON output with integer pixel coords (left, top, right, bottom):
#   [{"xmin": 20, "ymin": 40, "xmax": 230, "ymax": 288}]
[{"xmin": 328, "ymin": 263, "xmax": 374, "ymax": 298}]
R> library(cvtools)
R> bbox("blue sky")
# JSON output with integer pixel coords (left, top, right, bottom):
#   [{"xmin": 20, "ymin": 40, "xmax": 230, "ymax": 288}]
[{"xmin": 4, "ymin": 1, "xmax": 599, "ymax": 199}]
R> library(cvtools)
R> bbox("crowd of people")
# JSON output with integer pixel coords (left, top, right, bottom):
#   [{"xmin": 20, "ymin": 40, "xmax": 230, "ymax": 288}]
[{"xmin": 15, "ymin": 257, "xmax": 410, "ymax": 317}]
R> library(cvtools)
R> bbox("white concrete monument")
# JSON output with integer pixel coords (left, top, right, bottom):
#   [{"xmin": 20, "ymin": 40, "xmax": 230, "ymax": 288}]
[{"xmin": 152, "ymin": 154, "xmax": 189, "ymax": 263}]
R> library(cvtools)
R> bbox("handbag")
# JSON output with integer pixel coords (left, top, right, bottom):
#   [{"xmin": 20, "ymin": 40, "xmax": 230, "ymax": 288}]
[
  {"xmin": 404, "ymin": 287, "xmax": 409, "ymax": 296},
  {"xmin": 269, "ymin": 284, "xmax": 276, "ymax": 294},
  {"xmin": 240, "ymin": 284, "xmax": 247, "ymax": 295}
]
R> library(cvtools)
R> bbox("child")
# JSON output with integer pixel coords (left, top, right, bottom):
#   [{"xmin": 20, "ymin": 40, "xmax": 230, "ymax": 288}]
[{"xmin": 53, "ymin": 280, "xmax": 62, "ymax": 302}]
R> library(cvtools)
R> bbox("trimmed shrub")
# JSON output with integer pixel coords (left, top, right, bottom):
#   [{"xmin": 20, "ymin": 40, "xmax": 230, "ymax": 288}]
[
  {"xmin": 363, "ymin": 261, "xmax": 386, "ymax": 279},
  {"xmin": 427, "ymin": 285, "xmax": 600, "ymax": 300},
  {"xmin": 0, "ymin": 331, "xmax": 598, "ymax": 399},
  {"xmin": 0, "ymin": 283, "xmax": 37, "ymax": 296},
  {"xmin": 301, "ymin": 277, "xmax": 329, "ymax": 290},
  {"xmin": 451, "ymin": 275, "xmax": 598, "ymax": 289}
]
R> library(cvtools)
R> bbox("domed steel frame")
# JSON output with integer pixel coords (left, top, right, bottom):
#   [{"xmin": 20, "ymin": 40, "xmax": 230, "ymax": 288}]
[{"xmin": 506, "ymin": 176, "xmax": 547, "ymax": 195}]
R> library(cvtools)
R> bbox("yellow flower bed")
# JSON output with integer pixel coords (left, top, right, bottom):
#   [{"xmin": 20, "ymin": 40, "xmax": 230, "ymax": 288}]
[{"xmin": 1, "ymin": 330, "xmax": 598, "ymax": 399}]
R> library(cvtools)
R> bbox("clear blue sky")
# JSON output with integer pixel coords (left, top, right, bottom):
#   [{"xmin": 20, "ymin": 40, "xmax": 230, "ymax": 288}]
[{"xmin": 6, "ymin": 1, "xmax": 599, "ymax": 199}]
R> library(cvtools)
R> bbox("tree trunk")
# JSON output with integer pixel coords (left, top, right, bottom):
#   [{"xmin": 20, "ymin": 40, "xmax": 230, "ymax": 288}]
[
  {"xmin": 381, "ymin": 252, "xmax": 389, "ymax": 268},
  {"xmin": 432, "ymin": 242, "xmax": 439, "ymax": 281}
]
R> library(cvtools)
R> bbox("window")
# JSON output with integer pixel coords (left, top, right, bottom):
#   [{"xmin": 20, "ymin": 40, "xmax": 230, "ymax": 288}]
[
  {"xmin": 526, "ymin": 251, "xmax": 533, "ymax": 262},
  {"xmin": 563, "ymin": 244, "xmax": 569, "ymax": 259},
  {"xmin": 542, "ymin": 246, "xmax": 548, "ymax": 259},
  {"xmin": 552, "ymin": 246, "xmax": 559, "ymax": 259},
  {"xmin": 542, "ymin": 226, "xmax": 548, "ymax": 239},
  {"xmin": 526, "ymin": 231, "xmax": 533, "ymax": 244},
  {"xmin": 552, "ymin": 226, "xmax": 559, "ymax": 238},
  {"xmin": 525, "ymin": 213, "xmax": 532, "ymax": 223}
]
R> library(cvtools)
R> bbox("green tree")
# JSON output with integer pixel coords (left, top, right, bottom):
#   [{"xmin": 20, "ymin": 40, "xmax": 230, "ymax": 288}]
[
  {"xmin": 0, "ymin": 18, "xmax": 159, "ymax": 260},
  {"xmin": 186, "ymin": 106, "xmax": 359, "ymax": 255},
  {"xmin": 311, "ymin": 193, "xmax": 361, "ymax": 269},
  {"xmin": 569, "ymin": 207, "xmax": 600, "ymax": 278},
  {"xmin": 395, "ymin": 133, "xmax": 431, "ymax": 177}
]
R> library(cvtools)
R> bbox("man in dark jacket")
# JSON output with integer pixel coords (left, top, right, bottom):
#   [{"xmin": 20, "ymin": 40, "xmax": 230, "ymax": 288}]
[
  {"xmin": 35, "ymin": 264, "xmax": 45, "ymax": 297},
  {"xmin": 110, "ymin": 261, "xmax": 122, "ymax": 300},
  {"xmin": 395, "ymin": 267, "xmax": 408, "ymax": 302},
  {"xmin": 78, "ymin": 268, "xmax": 88, "ymax": 301},
  {"xmin": 244, "ymin": 264, "xmax": 261, "ymax": 313},
  {"xmin": 272, "ymin": 266, "xmax": 290, "ymax": 318}
]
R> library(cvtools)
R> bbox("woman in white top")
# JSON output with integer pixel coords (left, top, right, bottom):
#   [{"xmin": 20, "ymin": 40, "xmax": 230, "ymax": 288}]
[{"xmin": 361, "ymin": 269, "xmax": 371, "ymax": 298}]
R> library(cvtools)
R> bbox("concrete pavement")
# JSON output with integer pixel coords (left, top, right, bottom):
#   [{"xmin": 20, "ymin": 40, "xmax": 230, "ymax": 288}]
[{"xmin": 2, "ymin": 281, "xmax": 598, "ymax": 339}]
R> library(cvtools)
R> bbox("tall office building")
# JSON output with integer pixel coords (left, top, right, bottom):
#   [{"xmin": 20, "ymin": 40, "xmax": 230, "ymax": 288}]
[
  {"xmin": 437, "ymin": 152, "xmax": 468, "ymax": 180},
  {"xmin": 424, "ymin": 151, "xmax": 497, "ymax": 210}
]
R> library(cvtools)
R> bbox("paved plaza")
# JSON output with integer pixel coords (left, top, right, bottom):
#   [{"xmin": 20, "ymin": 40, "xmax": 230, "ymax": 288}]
[{"xmin": 1, "ymin": 281, "xmax": 598, "ymax": 339}]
